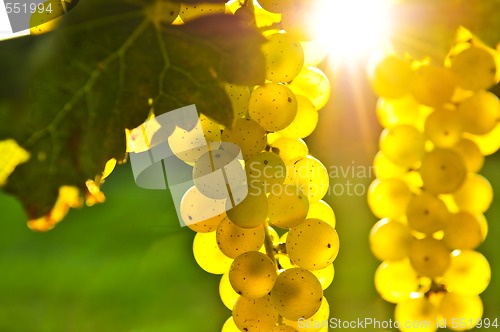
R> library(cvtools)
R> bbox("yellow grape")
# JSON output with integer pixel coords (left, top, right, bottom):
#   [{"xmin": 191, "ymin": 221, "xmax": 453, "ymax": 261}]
[
  {"xmin": 222, "ymin": 118, "xmax": 267, "ymax": 159},
  {"xmin": 464, "ymin": 121, "xmax": 500, "ymax": 155},
  {"xmin": 311, "ymin": 264, "xmax": 335, "ymax": 290},
  {"xmin": 409, "ymin": 237, "xmax": 450, "ymax": 278},
  {"xmin": 268, "ymin": 184, "xmax": 309, "ymax": 228},
  {"xmin": 249, "ymin": 83, "xmax": 298, "ymax": 131},
  {"xmin": 288, "ymin": 67, "xmax": 331, "ymax": 110},
  {"xmin": 379, "ymin": 125, "xmax": 426, "ymax": 168},
  {"xmin": 420, "ymin": 148, "xmax": 467, "ymax": 194},
  {"xmin": 226, "ymin": 187, "xmax": 268, "ymax": 229},
  {"xmin": 424, "ymin": 109, "xmax": 463, "ymax": 148},
  {"xmin": 453, "ymin": 138, "xmax": 484, "ymax": 173},
  {"xmin": 229, "ymin": 251, "xmax": 277, "ymax": 299},
  {"xmin": 376, "ymin": 95, "xmax": 431, "ymax": 130},
  {"xmin": 438, "ymin": 293, "xmax": 483, "ymax": 331},
  {"xmin": 450, "ymin": 46, "xmax": 497, "ymax": 91},
  {"xmin": 233, "ymin": 295, "xmax": 279, "ymax": 332},
  {"xmin": 179, "ymin": 2, "xmax": 225, "ymax": 22},
  {"xmin": 453, "ymin": 173, "xmax": 493, "ymax": 213},
  {"xmin": 263, "ymin": 32, "xmax": 305, "ymax": 83},
  {"xmin": 287, "ymin": 156, "xmax": 329, "ymax": 202},
  {"xmin": 220, "ymin": 273, "xmax": 240, "ymax": 310},
  {"xmin": 221, "ymin": 316, "xmax": 241, "ymax": 332},
  {"xmin": 406, "ymin": 192, "xmax": 449, "ymax": 235},
  {"xmin": 180, "ymin": 186, "xmax": 226, "ymax": 231},
  {"xmin": 443, "ymin": 250, "xmax": 491, "ymax": 296},
  {"xmin": 246, "ymin": 151, "xmax": 287, "ymax": 192},
  {"xmin": 369, "ymin": 55, "xmax": 413, "ymax": 99},
  {"xmin": 367, "ymin": 179, "xmax": 412, "ymax": 220},
  {"xmin": 287, "ymin": 219, "xmax": 339, "ymax": 270},
  {"xmin": 395, "ymin": 298, "xmax": 438, "ymax": 332},
  {"xmin": 457, "ymin": 90, "xmax": 500, "ymax": 135},
  {"xmin": 225, "ymin": 83, "xmax": 251, "ymax": 118},
  {"xmin": 216, "ymin": 217, "xmax": 265, "ymax": 258},
  {"xmin": 411, "ymin": 65, "xmax": 457, "ymax": 107},
  {"xmin": 442, "ymin": 211, "xmax": 483, "ymax": 250},
  {"xmin": 375, "ymin": 259, "xmax": 422, "ymax": 304},
  {"xmin": 270, "ymin": 137, "xmax": 309, "ymax": 164},
  {"xmin": 271, "ymin": 268, "xmax": 323, "ymax": 320},
  {"xmin": 257, "ymin": 0, "xmax": 294, "ymax": 13},
  {"xmin": 193, "ymin": 232, "xmax": 233, "ymax": 275},
  {"xmin": 278, "ymin": 95, "xmax": 319, "ymax": 139},
  {"xmin": 306, "ymin": 200, "xmax": 336, "ymax": 227},
  {"xmin": 369, "ymin": 218, "xmax": 412, "ymax": 261},
  {"xmin": 372, "ymin": 152, "xmax": 407, "ymax": 180},
  {"xmin": 283, "ymin": 297, "xmax": 329, "ymax": 332}
]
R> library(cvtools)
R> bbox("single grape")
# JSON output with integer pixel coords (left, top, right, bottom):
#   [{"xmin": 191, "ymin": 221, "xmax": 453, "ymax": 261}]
[
  {"xmin": 376, "ymin": 95, "xmax": 431, "ymax": 130},
  {"xmin": 179, "ymin": 2, "xmax": 225, "ymax": 22},
  {"xmin": 229, "ymin": 251, "xmax": 277, "ymax": 299},
  {"xmin": 287, "ymin": 219, "xmax": 339, "ymax": 270},
  {"xmin": 369, "ymin": 218, "xmax": 412, "ymax": 261},
  {"xmin": 369, "ymin": 55, "xmax": 413, "ymax": 99},
  {"xmin": 271, "ymin": 268, "xmax": 323, "ymax": 320},
  {"xmin": 451, "ymin": 46, "xmax": 497, "ymax": 91},
  {"xmin": 220, "ymin": 273, "xmax": 240, "ymax": 310},
  {"xmin": 270, "ymin": 137, "xmax": 309, "ymax": 164},
  {"xmin": 249, "ymin": 83, "xmax": 298, "ymax": 131},
  {"xmin": 411, "ymin": 65, "xmax": 457, "ymax": 107},
  {"xmin": 233, "ymin": 295, "xmax": 279, "ymax": 332},
  {"xmin": 453, "ymin": 174, "xmax": 493, "ymax": 213},
  {"xmin": 409, "ymin": 237, "xmax": 450, "ymax": 278},
  {"xmin": 379, "ymin": 125, "xmax": 426, "ymax": 168},
  {"xmin": 306, "ymin": 200, "xmax": 336, "ymax": 227},
  {"xmin": 246, "ymin": 151, "xmax": 287, "ymax": 192},
  {"xmin": 457, "ymin": 90, "xmax": 500, "ymax": 135},
  {"xmin": 424, "ymin": 109, "xmax": 463, "ymax": 148},
  {"xmin": 442, "ymin": 211, "xmax": 484, "ymax": 250},
  {"xmin": 453, "ymin": 138, "xmax": 484, "ymax": 173},
  {"xmin": 395, "ymin": 298, "xmax": 438, "ymax": 332},
  {"xmin": 268, "ymin": 184, "xmax": 309, "ymax": 228},
  {"xmin": 193, "ymin": 231, "xmax": 233, "ymax": 275},
  {"xmin": 278, "ymin": 95, "xmax": 319, "ymax": 139},
  {"xmin": 375, "ymin": 259, "xmax": 423, "ymax": 304},
  {"xmin": 443, "ymin": 250, "xmax": 491, "ymax": 296},
  {"xmin": 438, "ymin": 293, "xmax": 483, "ymax": 331},
  {"xmin": 420, "ymin": 148, "xmax": 467, "ymax": 194},
  {"xmin": 180, "ymin": 186, "xmax": 226, "ymax": 231},
  {"xmin": 226, "ymin": 187, "xmax": 268, "ymax": 229},
  {"xmin": 367, "ymin": 179, "xmax": 412, "ymax": 220},
  {"xmin": 287, "ymin": 156, "xmax": 329, "ymax": 202},
  {"xmin": 222, "ymin": 118, "xmax": 267, "ymax": 159},
  {"xmin": 283, "ymin": 297, "xmax": 329, "ymax": 332},
  {"xmin": 406, "ymin": 192, "xmax": 449, "ymax": 234},
  {"xmin": 216, "ymin": 217, "xmax": 265, "ymax": 258},
  {"xmin": 263, "ymin": 32, "xmax": 305, "ymax": 83},
  {"xmin": 311, "ymin": 264, "xmax": 335, "ymax": 290},
  {"xmin": 288, "ymin": 67, "xmax": 331, "ymax": 110}
]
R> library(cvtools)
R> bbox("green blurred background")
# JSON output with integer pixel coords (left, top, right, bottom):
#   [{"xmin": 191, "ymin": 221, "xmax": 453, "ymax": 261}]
[{"xmin": 1, "ymin": 63, "xmax": 499, "ymax": 332}]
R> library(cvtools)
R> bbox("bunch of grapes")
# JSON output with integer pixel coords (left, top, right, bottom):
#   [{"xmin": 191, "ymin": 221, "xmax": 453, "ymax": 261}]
[
  {"xmin": 167, "ymin": 1, "xmax": 338, "ymax": 331},
  {"xmin": 368, "ymin": 33, "xmax": 500, "ymax": 331}
]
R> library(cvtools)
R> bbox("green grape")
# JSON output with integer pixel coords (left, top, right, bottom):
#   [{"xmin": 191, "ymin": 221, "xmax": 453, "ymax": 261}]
[
  {"xmin": 379, "ymin": 125, "xmax": 426, "ymax": 168},
  {"xmin": 222, "ymin": 118, "xmax": 267, "ymax": 159},
  {"xmin": 270, "ymin": 137, "xmax": 309, "ymax": 164},
  {"xmin": 372, "ymin": 152, "xmax": 407, "ymax": 180},
  {"xmin": 278, "ymin": 95, "xmax": 318, "ymax": 139},
  {"xmin": 409, "ymin": 237, "xmax": 450, "ymax": 278},
  {"xmin": 464, "ymin": 121, "xmax": 500, "ymax": 156},
  {"xmin": 283, "ymin": 297, "xmax": 329, "ymax": 332},
  {"xmin": 146, "ymin": 0, "xmax": 181, "ymax": 26},
  {"xmin": 220, "ymin": 273, "xmax": 240, "ymax": 310},
  {"xmin": 420, "ymin": 148, "xmax": 467, "ymax": 194},
  {"xmin": 179, "ymin": 2, "xmax": 225, "ymax": 22},
  {"xmin": 225, "ymin": 83, "xmax": 251, "ymax": 118},
  {"xmin": 375, "ymin": 95, "xmax": 431, "ymax": 130},
  {"xmin": 287, "ymin": 156, "xmax": 329, "ymax": 202},
  {"xmin": 257, "ymin": 0, "xmax": 294, "ymax": 13},
  {"xmin": 229, "ymin": 251, "xmax": 277, "ymax": 299},
  {"xmin": 443, "ymin": 250, "xmax": 491, "ymax": 296},
  {"xmin": 375, "ymin": 259, "xmax": 423, "ymax": 304},
  {"xmin": 367, "ymin": 179, "xmax": 412, "ymax": 220},
  {"xmin": 457, "ymin": 90, "xmax": 500, "ymax": 135},
  {"xmin": 453, "ymin": 138, "xmax": 484, "ymax": 173},
  {"xmin": 369, "ymin": 55, "xmax": 413, "ymax": 99},
  {"xmin": 268, "ymin": 184, "xmax": 309, "ymax": 228},
  {"xmin": 216, "ymin": 217, "xmax": 265, "ymax": 258},
  {"xmin": 438, "ymin": 293, "xmax": 483, "ymax": 331},
  {"xmin": 180, "ymin": 186, "xmax": 226, "ymax": 231},
  {"xmin": 193, "ymin": 231, "xmax": 233, "ymax": 275},
  {"xmin": 453, "ymin": 174, "xmax": 493, "ymax": 213},
  {"xmin": 306, "ymin": 200, "xmax": 336, "ymax": 228},
  {"xmin": 272, "ymin": 325, "xmax": 299, "ymax": 332},
  {"xmin": 246, "ymin": 151, "xmax": 286, "ymax": 192},
  {"xmin": 271, "ymin": 268, "xmax": 323, "ymax": 320},
  {"xmin": 411, "ymin": 65, "xmax": 457, "ymax": 107},
  {"xmin": 442, "ymin": 211, "xmax": 483, "ymax": 250},
  {"xmin": 263, "ymin": 32, "xmax": 305, "ymax": 83},
  {"xmin": 311, "ymin": 264, "xmax": 335, "ymax": 290},
  {"xmin": 222, "ymin": 316, "xmax": 241, "ymax": 332},
  {"xmin": 288, "ymin": 66, "xmax": 331, "ymax": 110},
  {"xmin": 450, "ymin": 46, "xmax": 497, "ymax": 91},
  {"xmin": 406, "ymin": 192, "xmax": 449, "ymax": 235},
  {"xmin": 369, "ymin": 218, "xmax": 412, "ymax": 261},
  {"xmin": 395, "ymin": 298, "xmax": 438, "ymax": 332},
  {"xmin": 226, "ymin": 187, "xmax": 268, "ymax": 229},
  {"xmin": 233, "ymin": 295, "xmax": 279, "ymax": 332},
  {"xmin": 248, "ymin": 83, "xmax": 298, "ymax": 131},
  {"xmin": 287, "ymin": 219, "xmax": 339, "ymax": 270},
  {"xmin": 424, "ymin": 109, "xmax": 463, "ymax": 148}
]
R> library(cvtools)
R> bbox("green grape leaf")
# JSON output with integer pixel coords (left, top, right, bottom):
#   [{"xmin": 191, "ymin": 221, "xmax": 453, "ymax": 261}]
[{"xmin": 0, "ymin": 0, "xmax": 265, "ymax": 221}]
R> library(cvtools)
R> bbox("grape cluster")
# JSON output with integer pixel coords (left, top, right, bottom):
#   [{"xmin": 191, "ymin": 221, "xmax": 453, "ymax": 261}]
[
  {"xmin": 368, "ymin": 33, "xmax": 500, "ymax": 331},
  {"xmin": 170, "ymin": 1, "xmax": 338, "ymax": 331}
]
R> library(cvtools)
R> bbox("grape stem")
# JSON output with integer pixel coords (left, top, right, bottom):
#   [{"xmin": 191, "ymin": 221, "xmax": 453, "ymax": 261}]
[{"xmin": 263, "ymin": 221, "xmax": 278, "ymax": 269}]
